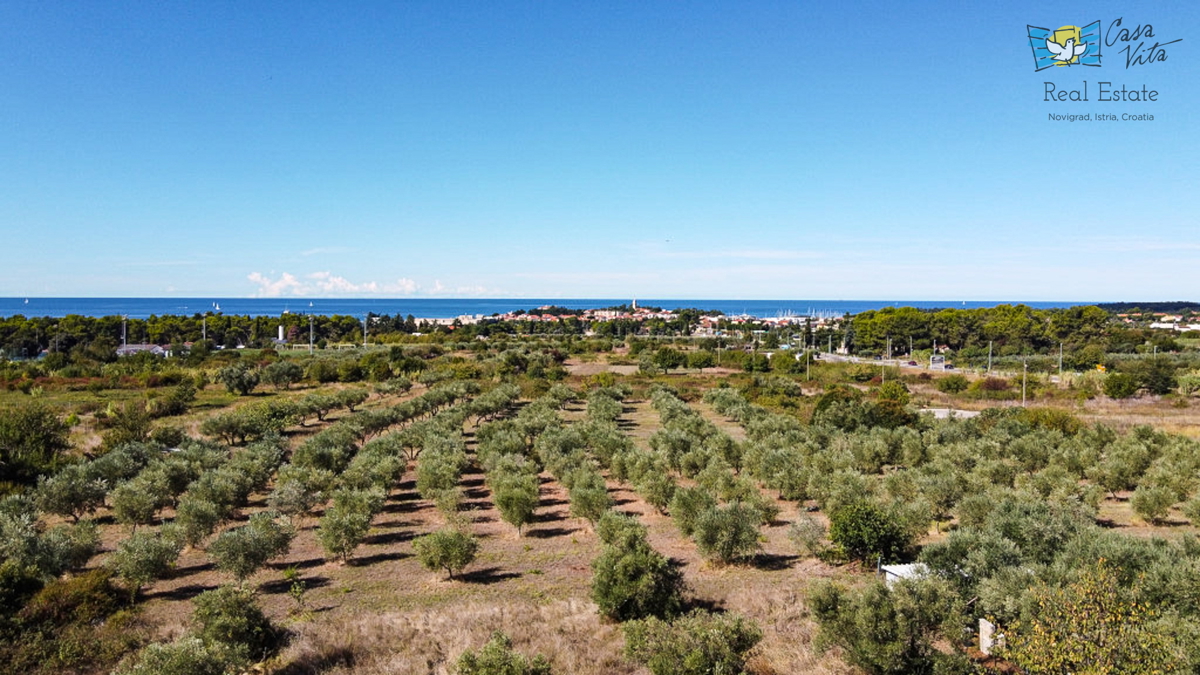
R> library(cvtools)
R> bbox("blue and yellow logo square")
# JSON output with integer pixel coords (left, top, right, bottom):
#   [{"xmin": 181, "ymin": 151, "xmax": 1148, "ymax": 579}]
[{"xmin": 1028, "ymin": 20, "xmax": 1102, "ymax": 70}]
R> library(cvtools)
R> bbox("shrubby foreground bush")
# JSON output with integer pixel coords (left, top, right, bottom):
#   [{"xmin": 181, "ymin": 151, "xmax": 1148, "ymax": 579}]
[
  {"xmin": 623, "ymin": 609, "xmax": 762, "ymax": 675},
  {"xmin": 456, "ymin": 631, "xmax": 552, "ymax": 675},
  {"xmin": 591, "ymin": 512, "xmax": 685, "ymax": 622},
  {"xmin": 809, "ymin": 577, "xmax": 969, "ymax": 675}
]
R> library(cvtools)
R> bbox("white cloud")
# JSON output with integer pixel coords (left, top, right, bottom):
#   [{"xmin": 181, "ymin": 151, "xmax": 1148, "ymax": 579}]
[
  {"xmin": 247, "ymin": 271, "xmax": 484, "ymax": 297},
  {"xmin": 247, "ymin": 271, "xmax": 305, "ymax": 297}
]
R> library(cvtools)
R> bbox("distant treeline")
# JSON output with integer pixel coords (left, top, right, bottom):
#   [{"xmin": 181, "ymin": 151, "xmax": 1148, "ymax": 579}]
[
  {"xmin": 1, "ymin": 304, "xmax": 1191, "ymax": 363},
  {"xmin": 849, "ymin": 304, "xmax": 1183, "ymax": 363},
  {"xmin": 1096, "ymin": 301, "xmax": 1200, "ymax": 313},
  {"xmin": 0, "ymin": 313, "xmax": 400, "ymax": 359},
  {"xmin": 0, "ymin": 307, "xmax": 732, "ymax": 359}
]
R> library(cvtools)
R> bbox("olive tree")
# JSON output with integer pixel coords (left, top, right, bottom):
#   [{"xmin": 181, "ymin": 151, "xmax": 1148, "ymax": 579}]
[
  {"xmin": 413, "ymin": 528, "xmax": 479, "ymax": 580},
  {"xmin": 692, "ymin": 502, "xmax": 762, "ymax": 564},
  {"xmin": 107, "ymin": 527, "xmax": 184, "ymax": 598},
  {"xmin": 591, "ymin": 512, "xmax": 685, "ymax": 622},
  {"xmin": 208, "ymin": 513, "xmax": 295, "ymax": 583},
  {"xmin": 217, "ymin": 365, "xmax": 259, "ymax": 396}
]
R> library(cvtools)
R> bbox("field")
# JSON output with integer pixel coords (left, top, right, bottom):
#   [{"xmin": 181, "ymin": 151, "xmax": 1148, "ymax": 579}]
[{"xmin": 4, "ymin": 342, "xmax": 1200, "ymax": 675}]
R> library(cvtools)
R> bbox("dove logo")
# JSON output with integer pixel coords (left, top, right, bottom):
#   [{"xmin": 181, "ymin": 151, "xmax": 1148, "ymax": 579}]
[{"xmin": 1028, "ymin": 21, "xmax": 1102, "ymax": 71}]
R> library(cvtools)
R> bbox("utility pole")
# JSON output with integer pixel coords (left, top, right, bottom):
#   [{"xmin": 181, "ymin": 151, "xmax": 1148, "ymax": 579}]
[
  {"xmin": 122, "ymin": 316, "xmax": 127, "ymax": 347},
  {"xmin": 1058, "ymin": 343, "xmax": 1063, "ymax": 378},
  {"xmin": 1022, "ymin": 359, "xmax": 1028, "ymax": 407},
  {"xmin": 987, "ymin": 341, "xmax": 993, "ymax": 373},
  {"xmin": 362, "ymin": 315, "xmax": 368, "ymax": 348},
  {"xmin": 202, "ymin": 316, "xmax": 207, "ymax": 343},
  {"xmin": 806, "ymin": 349, "xmax": 811, "ymax": 381},
  {"xmin": 908, "ymin": 335, "xmax": 912, "ymax": 356},
  {"xmin": 309, "ymin": 315, "xmax": 314, "ymax": 355}
]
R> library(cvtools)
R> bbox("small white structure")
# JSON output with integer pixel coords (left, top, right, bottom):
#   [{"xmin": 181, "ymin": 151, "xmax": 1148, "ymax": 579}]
[
  {"xmin": 879, "ymin": 563, "xmax": 928, "ymax": 587},
  {"xmin": 979, "ymin": 618, "xmax": 1005, "ymax": 655},
  {"xmin": 115, "ymin": 344, "xmax": 169, "ymax": 357}
]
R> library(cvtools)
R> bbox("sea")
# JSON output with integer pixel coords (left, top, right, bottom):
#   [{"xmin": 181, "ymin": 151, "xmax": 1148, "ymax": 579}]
[{"xmin": 0, "ymin": 298, "xmax": 1090, "ymax": 321}]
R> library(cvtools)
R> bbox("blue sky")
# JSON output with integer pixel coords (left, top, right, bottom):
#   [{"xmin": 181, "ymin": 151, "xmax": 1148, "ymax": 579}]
[{"xmin": 1, "ymin": 1, "xmax": 1196, "ymax": 300}]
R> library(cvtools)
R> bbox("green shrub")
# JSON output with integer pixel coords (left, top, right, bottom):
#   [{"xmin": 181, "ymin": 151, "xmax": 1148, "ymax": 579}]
[
  {"xmin": 636, "ymin": 472, "xmax": 677, "ymax": 514},
  {"xmin": 217, "ymin": 365, "xmax": 259, "ymax": 396},
  {"xmin": 568, "ymin": 470, "xmax": 613, "ymax": 525},
  {"xmin": 34, "ymin": 521, "xmax": 100, "ymax": 577},
  {"xmin": 595, "ymin": 511, "xmax": 647, "ymax": 547},
  {"xmin": 491, "ymin": 472, "xmax": 539, "ymax": 536},
  {"xmin": 208, "ymin": 512, "xmax": 295, "ymax": 583},
  {"xmin": 317, "ymin": 500, "xmax": 373, "ymax": 563},
  {"xmin": 623, "ymin": 609, "xmax": 762, "ymax": 675},
  {"xmin": 106, "ymin": 528, "xmax": 183, "ymax": 598},
  {"xmin": 809, "ymin": 578, "xmax": 967, "ymax": 675},
  {"xmin": 877, "ymin": 381, "xmax": 910, "ymax": 405},
  {"xmin": 828, "ymin": 499, "xmax": 913, "ymax": 564},
  {"xmin": 1183, "ymin": 495, "xmax": 1200, "ymax": 525},
  {"xmin": 5, "ymin": 569, "xmax": 146, "ymax": 675},
  {"xmin": 692, "ymin": 502, "xmax": 762, "ymax": 564},
  {"xmin": 35, "ymin": 465, "xmax": 108, "ymax": 522},
  {"xmin": 591, "ymin": 513, "xmax": 684, "ymax": 622},
  {"xmin": 191, "ymin": 585, "xmax": 279, "ymax": 659},
  {"xmin": 261, "ymin": 360, "xmax": 303, "ymax": 390},
  {"xmin": 417, "ymin": 451, "xmax": 466, "ymax": 501},
  {"xmin": 0, "ymin": 402, "xmax": 71, "ymax": 484},
  {"xmin": 16, "ymin": 568, "xmax": 123, "ymax": 630},
  {"xmin": 174, "ymin": 496, "xmax": 225, "ymax": 548},
  {"xmin": 0, "ymin": 558, "xmax": 43, "ymax": 618},
  {"xmin": 935, "ymin": 374, "xmax": 968, "ymax": 394},
  {"xmin": 1003, "ymin": 561, "xmax": 1182, "ymax": 675},
  {"xmin": 1130, "ymin": 485, "xmax": 1175, "ymax": 525},
  {"xmin": 113, "ymin": 637, "xmax": 239, "ymax": 675},
  {"xmin": 1104, "ymin": 372, "xmax": 1139, "ymax": 399},
  {"xmin": 267, "ymin": 472, "xmax": 327, "ymax": 516},
  {"xmin": 456, "ymin": 631, "xmax": 552, "ymax": 675},
  {"xmin": 413, "ymin": 529, "xmax": 479, "ymax": 580},
  {"xmin": 110, "ymin": 474, "xmax": 172, "ymax": 532},
  {"xmin": 669, "ymin": 486, "xmax": 717, "ymax": 537}
]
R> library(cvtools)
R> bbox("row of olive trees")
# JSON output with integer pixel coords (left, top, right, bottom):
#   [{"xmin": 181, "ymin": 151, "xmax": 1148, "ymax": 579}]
[
  {"xmin": 310, "ymin": 383, "xmax": 520, "ymax": 570},
  {"xmin": 405, "ymin": 386, "xmax": 532, "ymax": 580},
  {"xmin": 579, "ymin": 386, "xmax": 767, "ymax": 675},
  {"xmin": 703, "ymin": 381, "xmax": 1200, "ymax": 673},
  {"xmin": 471, "ymin": 387, "xmax": 582, "ymax": 536},
  {"xmin": 314, "ymin": 390, "xmax": 485, "ymax": 563}
]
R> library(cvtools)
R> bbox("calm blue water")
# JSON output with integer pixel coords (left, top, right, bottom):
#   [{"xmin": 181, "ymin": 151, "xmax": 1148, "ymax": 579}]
[{"xmin": 0, "ymin": 297, "xmax": 1090, "ymax": 320}]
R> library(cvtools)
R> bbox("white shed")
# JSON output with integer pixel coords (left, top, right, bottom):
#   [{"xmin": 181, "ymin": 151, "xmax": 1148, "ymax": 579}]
[{"xmin": 879, "ymin": 563, "xmax": 929, "ymax": 587}]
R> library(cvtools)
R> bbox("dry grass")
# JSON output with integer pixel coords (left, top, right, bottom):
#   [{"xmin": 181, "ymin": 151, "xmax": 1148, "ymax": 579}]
[
  {"xmin": 277, "ymin": 598, "xmax": 631, "ymax": 675},
  {"xmin": 1077, "ymin": 395, "xmax": 1200, "ymax": 436}
]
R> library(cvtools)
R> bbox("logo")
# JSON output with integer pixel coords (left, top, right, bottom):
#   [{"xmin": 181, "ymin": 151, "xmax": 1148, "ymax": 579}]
[{"xmin": 1028, "ymin": 20, "xmax": 1102, "ymax": 70}]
